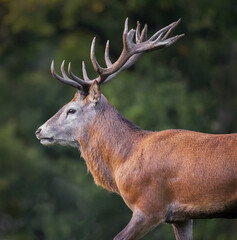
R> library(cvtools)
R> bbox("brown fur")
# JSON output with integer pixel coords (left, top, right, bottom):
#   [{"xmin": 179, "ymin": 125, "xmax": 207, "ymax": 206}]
[{"xmin": 76, "ymin": 96, "xmax": 237, "ymax": 231}]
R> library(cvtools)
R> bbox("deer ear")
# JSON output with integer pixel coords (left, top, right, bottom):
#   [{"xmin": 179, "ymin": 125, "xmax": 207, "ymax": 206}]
[{"xmin": 88, "ymin": 81, "xmax": 101, "ymax": 103}]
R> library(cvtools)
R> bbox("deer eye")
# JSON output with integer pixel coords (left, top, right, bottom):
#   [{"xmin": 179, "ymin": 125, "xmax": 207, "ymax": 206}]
[{"xmin": 67, "ymin": 109, "xmax": 76, "ymax": 115}]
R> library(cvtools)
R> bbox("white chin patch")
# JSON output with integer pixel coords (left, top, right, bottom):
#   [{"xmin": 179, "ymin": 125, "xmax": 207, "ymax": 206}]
[
  {"xmin": 40, "ymin": 138, "xmax": 56, "ymax": 146},
  {"xmin": 40, "ymin": 138, "xmax": 78, "ymax": 148}
]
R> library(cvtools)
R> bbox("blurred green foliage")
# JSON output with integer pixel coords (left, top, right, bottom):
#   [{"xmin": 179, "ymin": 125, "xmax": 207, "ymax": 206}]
[{"xmin": 0, "ymin": 0, "xmax": 237, "ymax": 239}]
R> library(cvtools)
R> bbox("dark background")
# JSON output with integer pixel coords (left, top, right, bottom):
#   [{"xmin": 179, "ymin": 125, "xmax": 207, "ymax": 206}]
[{"xmin": 0, "ymin": 0, "xmax": 237, "ymax": 239}]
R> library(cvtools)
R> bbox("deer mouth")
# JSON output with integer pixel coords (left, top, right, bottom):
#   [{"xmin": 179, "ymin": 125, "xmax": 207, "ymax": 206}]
[{"xmin": 40, "ymin": 137, "xmax": 56, "ymax": 145}]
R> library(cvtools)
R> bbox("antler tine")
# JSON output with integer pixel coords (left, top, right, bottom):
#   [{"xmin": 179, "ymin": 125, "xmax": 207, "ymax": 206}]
[
  {"xmin": 51, "ymin": 60, "xmax": 81, "ymax": 89},
  {"xmin": 90, "ymin": 37, "xmax": 105, "ymax": 75},
  {"xmin": 123, "ymin": 17, "xmax": 129, "ymax": 35},
  {"xmin": 82, "ymin": 61, "xmax": 92, "ymax": 82},
  {"xmin": 136, "ymin": 21, "xmax": 141, "ymax": 43},
  {"xmin": 127, "ymin": 28, "xmax": 136, "ymax": 44},
  {"xmin": 122, "ymin": 18, "xmax": 136, "ymax": 52},
  {"xmin": 104, "ymin": 40, "xmax": 112, "ymax": 67},
  {"xmin": 61, "ymin": 60, "xmax": 69, "ymax": 79},
  {"xmin": 68, "ymin": 62, "xmax": 91, "ymax": 87},
  {"xmin": 140, "ymin": 24, "xmax": 147, "ymax": 42},
  {"xmin": 122, "ymin": 17, "xmax": 131, "ymax": 50},
  {"xmin": 162, "ymin": 18, "xmax": 181, "ymax": 40}
]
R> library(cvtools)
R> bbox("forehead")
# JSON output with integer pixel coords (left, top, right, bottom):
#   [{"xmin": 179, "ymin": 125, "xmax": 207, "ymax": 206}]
[
  {"xmin": 70, "ymin": 91, "xmax": 88, "ymax": 103},
  {"xmin": 67, "ymin": 92, "xmax": 85, "ymax": 109}
]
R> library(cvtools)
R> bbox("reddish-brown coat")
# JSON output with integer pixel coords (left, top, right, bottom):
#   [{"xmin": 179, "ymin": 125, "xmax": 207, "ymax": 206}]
[{"xmin": 76, "ymin": 96, "xmax": 237, "ymax": 224}]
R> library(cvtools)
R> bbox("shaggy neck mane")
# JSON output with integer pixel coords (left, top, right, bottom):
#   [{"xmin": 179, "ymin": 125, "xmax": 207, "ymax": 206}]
[{"xmin": 78, "ymin": 97, "xmax": 147, "ymax": 193}]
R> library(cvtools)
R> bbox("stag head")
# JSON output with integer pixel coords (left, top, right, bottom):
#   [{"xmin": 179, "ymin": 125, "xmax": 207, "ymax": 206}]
[{"xmin": 35, "ymin": 18, "xmax": 183, "ymax": 147}]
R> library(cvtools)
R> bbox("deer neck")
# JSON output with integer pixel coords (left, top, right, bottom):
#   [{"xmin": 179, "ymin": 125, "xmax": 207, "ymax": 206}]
[{"xmin": 77, "ymin": 97, "xmax": 146, "ymax": 193}]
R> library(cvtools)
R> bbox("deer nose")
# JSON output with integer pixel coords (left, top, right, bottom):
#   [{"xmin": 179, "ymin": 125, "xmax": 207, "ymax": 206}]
[{"xmin": 35, "ymin": 128, "xmax": 41, "ymax": 138}]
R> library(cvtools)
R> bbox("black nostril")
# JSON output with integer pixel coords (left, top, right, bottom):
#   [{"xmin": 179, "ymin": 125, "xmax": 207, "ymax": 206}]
[{"xmin": 35, "ymin": 128, "xmax": 41, "ymax": 136}]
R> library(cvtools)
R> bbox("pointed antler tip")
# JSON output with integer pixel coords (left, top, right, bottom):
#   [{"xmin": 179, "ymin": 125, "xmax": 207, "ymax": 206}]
[
  {"xmin": 68, "ymin": 62, "xmax": 71, "ymax": 72},
  {"xmin": 141, "ymin": 24, "xmax": 148, "ymax": 33},
  {"xmin": 124, "ymin": 18, "xmax": 129, "ymax": 33},
  {"xmin": 61, "ymin": 60, "xmax": 65, "ymax": 67},
  {"xmin": 61, "ymin": 59, "xmax": 65, "ymax": 67},
  {"xmin": 91, "ymin": 37, "xmax": 96, "ymax": 51},
  {"xmin": 50, "ymin": 60, "xmax": 56, "ymax": 77},
  {"xmin": 175, "ymin": 19, "xmax": 181, "ymax": 26},
  {"xmin": 61, "ymin": 60, "xmax": 65, "ymax": 70},
  {"xmin": 51, "ymin": 60, "xmax": 55, "ymax": 71}
]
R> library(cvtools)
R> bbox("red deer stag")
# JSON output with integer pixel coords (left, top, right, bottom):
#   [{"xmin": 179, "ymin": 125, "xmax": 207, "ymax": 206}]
[{"xmin": 35, "ymin": 18, "xmax": 237, "ymax": 240}]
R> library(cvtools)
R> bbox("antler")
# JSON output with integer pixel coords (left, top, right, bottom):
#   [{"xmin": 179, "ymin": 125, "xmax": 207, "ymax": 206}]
[{"xmin": 51, "ymin": 18, "xmax": 184, "ymax": 90}]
